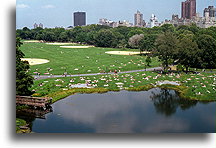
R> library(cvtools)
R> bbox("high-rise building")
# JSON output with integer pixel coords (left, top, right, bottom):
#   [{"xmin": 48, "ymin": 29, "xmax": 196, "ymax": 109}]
[
  {"xmin": 73, "ymin": 12, "xmax": 86, "ymax": 26},
  {"xmin": 150, "ymin": 14, "xmax": 159, "ymax": 28},
  {"xmin": 204, "ymin": 6, "xmax": 216, "ymax": 17},
  {"xmin": 34, "ymin": 23, "xmax": 43, "ymax": 29},
  {"xmin": 39, "ymin": 23, "xmax": 43, "ymax": 28},
  {"xmin": 33, "ymin": 23, "xmax": 38, "ymax": 29},
  {"xmin": 134, "ymin": 10, "xmax": 144, "ymax": 27},
  {"xmin": 181, "ymin": 0, "xmax": 196, "ymax": 19}
]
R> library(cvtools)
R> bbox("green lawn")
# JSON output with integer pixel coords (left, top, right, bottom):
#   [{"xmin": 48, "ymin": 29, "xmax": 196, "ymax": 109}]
[
  {"xmin": 20, "ymin": 42, "xmax": 160, "ymax": 75},
  {"xmin": 31, "ymin": 71, "xmax": 216, "ymax": 101},
  {"xmin": 21, "ymin": 41, "xmax": 216, "ymax": 102}
]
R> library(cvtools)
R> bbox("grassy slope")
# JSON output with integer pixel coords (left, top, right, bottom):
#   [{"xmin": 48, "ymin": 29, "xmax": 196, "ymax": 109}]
[
  {"xmin": 32, "ymin": 71, "xmax": 216, "ymax": 101},
  {"xmin": 20, "ymin": 42, "xmax": 160, "ymax": 75}
]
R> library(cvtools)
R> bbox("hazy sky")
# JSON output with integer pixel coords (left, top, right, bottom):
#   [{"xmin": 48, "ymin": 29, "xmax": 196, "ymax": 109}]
[{"xmin": 16, "ymin": 0, "xmax": 216, "ymax": 29}]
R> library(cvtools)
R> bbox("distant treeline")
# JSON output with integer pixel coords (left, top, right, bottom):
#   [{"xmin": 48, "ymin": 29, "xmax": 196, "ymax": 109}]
[{"xmin": 16, "ymin": 24, "xmax": 216, "ymax": 70}]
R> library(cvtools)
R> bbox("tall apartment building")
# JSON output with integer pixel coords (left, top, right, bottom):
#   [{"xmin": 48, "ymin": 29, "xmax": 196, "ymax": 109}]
[
  {"xmin": 33, "ymin": 23, "xmax": 43, "ymax": 29},
  {"xmin": 204, "ymin": 6, "xmax": 216, "ymax": 17},
  {"xmin": 73, "ymin": 12, "xmax": 86, "ymax": 26},
  {"xmin": 150, "ymin": 14, "xmax": 159, "ymax": 28},
  {"xmin": 134, "ymin": 10, "xmax": 144, "ymax": 27},
  {"xmin": 33, "ymin": 23, "xmax": 38, "ymax": 29},
  {"xmin": 181, "ymin": 0, "xmax": 196, "ymax": 19},
  {"xmin": 38, "ymin": 23, "xmax": 43, "ymax": 28}
]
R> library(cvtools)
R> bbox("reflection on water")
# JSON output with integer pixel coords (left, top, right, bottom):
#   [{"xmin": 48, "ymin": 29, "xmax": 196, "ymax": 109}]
[
  {"xmin": 16, "ymin": 107, "xmax": 53, "ymax": 131},
  {"xmin": 150, "ymin": 89, "xmax": 197, "ymax": 116},
  {"xmin": 17, "ymin": 88, "xmax": 216, "ymax": 133}
]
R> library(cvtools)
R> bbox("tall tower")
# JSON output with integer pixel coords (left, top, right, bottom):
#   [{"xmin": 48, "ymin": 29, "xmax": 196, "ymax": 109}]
[
  {"xmin": 39, "ymin": 23, "xmax": 43, "ymax": 28},
  {"xmin": 73, "ymin": 12, "xmax": 86, "ymax": 27},
  {"xmin": 181, "ymin": 1, "xmax": 186, "ymax": 19},
  {"xmin": 134, "ymin": 10, "xmax": 144, "ymax": 27},
  {"xmin": 204, "ymin": 6, "xmax": 216, "ymax": 17},
  {"xmin": 33, "ymin": 23, "xmax": 38, "ymax": 29},
  {"xmin": 181, "ymin": 0, "xmax": 196, "ymax": 19},
  {"xmin": 150, "ymin": 14, "xmax": 158, "ymax": 28}
]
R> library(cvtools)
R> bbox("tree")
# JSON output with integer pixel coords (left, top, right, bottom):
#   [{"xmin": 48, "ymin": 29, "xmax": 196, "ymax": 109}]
[
  {"xmin": 114, "ymin": 26, "xmax": 132, "ymax": 41},
  {"xmin": 196, "ymin": 34, "xmax": 216, "ymax": 69},
  {"xmin": 41, "ymin": 30, "xmax": 56, "ymax": 42},
  {"xmin": 128, "ymin": 34, "xmax": 144, "ymax": 54},
  {"xmin": 188, "ymin": 23, "xmax": 199, "ymax": 35},
  {"xmin": 139, "ymin": 34, "xmax": 157, "ymax": 51},
  {"xmin": 127, "ymin": 29, "xmax": 144, "ymax": 38},
  {"xmin": 177, "ymin": 35, "xmax": 200, "ymax": 72},
  {"xmin": 145, "ymin": 56, "xmax": 152, "ymax": 67},
  {"xmin": 58, "ymin": 32, "xmax": 69, "ymax": 42},
  {"xmin": 85, "ymin": 31, "xmax": 96, "ymax": 45},
  {"xmin": 16, "ymin": 37, "xmax": 34, "ymax": 95},
  {"xmin": 155, "ymin": 32, "xmax": 178, "ymax": 70},
  {"xmin": 94, "ymin": 29, "xmax": 116, "ymax": 47},
  {"xmin": 112, "ymin": 31, "xmax": 125, "ymax": 48},
  {"xmin": 160, "ymin": 24, "xmax": 175, "ymax": 33}
]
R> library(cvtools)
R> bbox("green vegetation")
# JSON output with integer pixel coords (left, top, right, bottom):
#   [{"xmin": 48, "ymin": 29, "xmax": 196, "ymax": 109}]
[
  {"xmin": 31, "ymin": 71, "xmax": 216, "ymax": 101},
  {"xmin": 46, "ymin": 88, "xmax": 109, "ymax": 103},
  {"xmin": 20, "ymin": 42, "xmax": 160, "ymax": 75},
  {"xmin": 16, "ymin": 118, "xmax": 30, "ymax": 133},
  {"xmin": 17, "ymin": 24, "xmax": 216, "ymax": 71},
  {"xmin": 16, "ymin": 37, "xmax": 34, "ymax": 95},
  {"xmin": 16, "ymin": 24, "xmax": 216, "ymax": 102}
]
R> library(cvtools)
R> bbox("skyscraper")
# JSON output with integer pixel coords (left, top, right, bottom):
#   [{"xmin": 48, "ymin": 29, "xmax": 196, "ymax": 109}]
[
  {"xmin": 39, "ymin": 23, "xmax": 43, "ymax": 28},
  {"xmin": 134, "ymin": 10, "xmax": 144, "ymax": 27},
  {"xmin": 33, "ymin": 23, "xmax": 38, "ymax": 29},
  {"xmin": 73, "ymin": 12, "xmax": 86, "ymax": 27},
  {"xmin": 204, "ymin": 6, "xmax": 216, "ymax": 17},
  {"xmin": 181, "ymin": 0, "xmax": 196, "ymax": 19},
  {"xmin": 33, "ymin": 23, "xmax": 43, "ymax": 29}
]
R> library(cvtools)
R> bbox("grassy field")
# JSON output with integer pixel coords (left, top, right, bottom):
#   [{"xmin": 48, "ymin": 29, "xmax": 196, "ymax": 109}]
[
  {"xmin": 31, "ymin": 71, "xmax": 216, "ymax": 101},
  {"xmin": 20, "ymin": 41, "xmax": 216, "ymax": 102},
  {"xmin": 20, "ymin": 42, "xmax": 160, "ymax": 75}
]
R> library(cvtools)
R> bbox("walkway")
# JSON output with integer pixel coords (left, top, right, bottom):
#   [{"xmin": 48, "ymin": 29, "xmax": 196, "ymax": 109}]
[{"xmin": 33, "ymin": 67, "xmax": 163, "ymax": 80}]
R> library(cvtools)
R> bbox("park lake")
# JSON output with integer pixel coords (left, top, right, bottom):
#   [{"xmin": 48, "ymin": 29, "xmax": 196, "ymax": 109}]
[{"xmin": 17, "ymin": 88, "xmax": 216, "ymax": 133}]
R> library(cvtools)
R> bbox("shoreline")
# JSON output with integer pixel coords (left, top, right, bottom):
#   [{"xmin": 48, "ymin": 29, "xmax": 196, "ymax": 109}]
[{"xmin": 45, "ymin": 84, "xmax": 216, "ymax": 104}]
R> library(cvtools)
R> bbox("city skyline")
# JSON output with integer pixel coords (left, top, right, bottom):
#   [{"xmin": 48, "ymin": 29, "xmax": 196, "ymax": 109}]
[{"xmin": 16, "ymin": 0, "xmax": 216, "ymax": 29}]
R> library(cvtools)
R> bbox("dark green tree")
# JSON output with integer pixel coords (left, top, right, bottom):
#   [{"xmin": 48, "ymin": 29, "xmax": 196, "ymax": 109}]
[
  {"xmin": 177, "ymin": 35, "xmax": 200, "ymax": 72},
  {"xmin": 196, "ymin": 34, "xmax": 216, "ymax": 69},
  {"xmin": 139, "ymin": 34, "xmax": 157, "ymax": 51},
  {"xmin": 58, "ymin": 32, "xmax": 69, "ymax": 42},
  {"xmin": 145, "ymin": 56, "xmax": 152, "ymax": 66},
  {"xmin": 16, "ymin": 37, "xmax": 34, "ymax": 95},
  {"xmin": 41, "ymin": 30, "xmax": 56, "ymax": 42},
  {"xmin": 160, "ymin": 24, "xmax": 175, "ymax": 33},
  {"xmin": 94, "ymin": 29, "xmax": 116, "ymax": 47},
  {"xmin": 127, "ymin": 29, "xmax": 144, "ymax": 38},
  {"xmin": 155, "ymin": 32, "xmax": 178, "ymax": 70}
]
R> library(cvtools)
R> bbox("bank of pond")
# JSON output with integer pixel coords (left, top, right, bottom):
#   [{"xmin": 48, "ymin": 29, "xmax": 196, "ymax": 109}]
[
  {"xmin": 32, "ymin": 71, "xmax": 216, "ymax": 102},
  {"xmin": 16, "ymin": 87, "xmax": 216, "ymax": 133}
]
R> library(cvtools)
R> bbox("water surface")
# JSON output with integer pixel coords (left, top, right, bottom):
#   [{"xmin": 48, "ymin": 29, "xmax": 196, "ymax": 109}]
[{"xmin": 18, "ymin": 88, "xmax": 216, "ymax": 133}]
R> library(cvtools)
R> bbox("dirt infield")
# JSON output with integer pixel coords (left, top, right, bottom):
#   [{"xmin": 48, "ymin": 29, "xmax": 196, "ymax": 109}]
[
  {"xmin": 21, "ymin": 58, "xmax": 50, "ymax": 65},
  {"xmin": 60, "ymin": 46, "xmax": 94, "ymax": 48},
  {"xmin": 46, "ymin": 43, "xmax": 76, "ymax": 45},
  {"xmin": 105, "ymin": 51, "xmax": 150, "ymax": 55}
]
